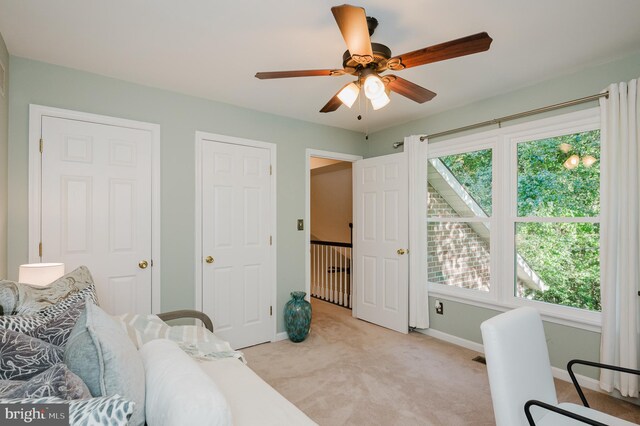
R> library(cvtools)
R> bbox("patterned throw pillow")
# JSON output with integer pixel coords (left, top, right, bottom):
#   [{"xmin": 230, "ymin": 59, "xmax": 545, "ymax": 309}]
[
  {"xmin": 0, "ymin": 363, "xmax": 90, "ymax": 400},
  {"xmin": 38, "ymin": 284, "xmax": 99, "ymax": 319},
  {"xmin": 0, "ymin": 394, "xmax": 135, "ymax": 426},
  {"xmin": 0, "ymin": 314, "xmax": 49, "ymax": 333},
  {"xmin": 0, "ymin": 329, "xmax": 63, "ymax": 380},
  {"xmin": 0, "ymin": 380, "xmax": 20, "ymax": 395},
  {"xmin": 0, "ymin": 266, "xmax": 95, "ymax": 315},
  {"xmin": 28, "ymin": 298, "xmax": 87, "ymax": 348},
  {"xmin": 68, "ymin": 394, "xmax": 135, "ymax": 426}
]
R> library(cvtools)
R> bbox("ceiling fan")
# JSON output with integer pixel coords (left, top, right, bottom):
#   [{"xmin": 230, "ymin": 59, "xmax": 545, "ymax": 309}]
[{"xmin": 256, "ymin": 4, "xmax": 493, "ymax": 113}]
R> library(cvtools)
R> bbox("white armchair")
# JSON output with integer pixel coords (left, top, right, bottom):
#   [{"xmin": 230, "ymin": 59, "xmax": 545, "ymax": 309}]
[{"xmin": 480, "ymin": 307, "xmax": 637, "ymax": 425}]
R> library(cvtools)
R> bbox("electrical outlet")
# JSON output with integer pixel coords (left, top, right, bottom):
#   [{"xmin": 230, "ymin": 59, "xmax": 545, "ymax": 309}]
[{"xmin": 435, "ymin": 300, "xmax": 444, "ymax": 315}]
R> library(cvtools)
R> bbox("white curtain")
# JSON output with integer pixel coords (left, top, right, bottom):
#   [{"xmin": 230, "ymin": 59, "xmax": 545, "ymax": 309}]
[
  {"xmin": 600, "ymin": 79, "xmax": 639, "ymax": 397},
  {"xmin": 406, "ymin": 135, "xmax": 429, "ymax": 328}
]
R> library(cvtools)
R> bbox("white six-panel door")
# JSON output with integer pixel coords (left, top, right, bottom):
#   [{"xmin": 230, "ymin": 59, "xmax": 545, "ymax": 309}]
[
  {"xmin": 353, "ymin": 152, "xmax": 409, "ymax": 333},
  {"xmin": 40, "ymin": 116, "xmax": 153, "ymax": 315},
  {"xmin": 200, "ymin": 138, "xmax": 273, "ymax": 349}
]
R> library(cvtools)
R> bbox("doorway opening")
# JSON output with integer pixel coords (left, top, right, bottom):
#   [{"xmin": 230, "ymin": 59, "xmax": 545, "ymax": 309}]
[
  {"xmin": 305, "ymin": 150, "xmax": 361, "ymax": 313},
  {"xmin": 310, "ymin": 158, "xmax": 353, "ymax": 308}
]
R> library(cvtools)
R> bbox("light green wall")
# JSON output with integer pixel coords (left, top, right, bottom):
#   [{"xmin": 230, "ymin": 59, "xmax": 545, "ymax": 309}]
[
  {"xmin": 372, "ymin": 51, "xmax": 640, "ymax": 378},
  {"xmin": 427, "ymin": 298, "xmax": 601, "ymax": 378},
  {"xmin": 7, "ymin": 56, "xmax": 365, "ymax": 331},
  {"xmin": 367, "ymin": 51, "xmax": 640, "ymax": 157},
  {"xmin": 0, "ymin": 32, "xmax": 8, "ymax": 279}
]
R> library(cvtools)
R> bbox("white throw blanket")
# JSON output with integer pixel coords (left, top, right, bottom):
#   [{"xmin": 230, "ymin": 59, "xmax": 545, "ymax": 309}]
[{"xmin": 114, "ymin": 313, "xmax": 245, "ymax": 363}]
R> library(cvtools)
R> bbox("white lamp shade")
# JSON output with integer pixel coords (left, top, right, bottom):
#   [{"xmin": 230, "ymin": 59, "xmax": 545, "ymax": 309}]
[
  {"xmin": 19, "ymin": 263, "xmax": 65, "ymax": 286},
  {"xmin": 363, "ymin": 74, "xmax": 385, "ymax": 100},
  {"xmin": 337, "ymin": 82, "xmax": 359, "ymax": 108},
  {"xmin": 370, "ymin": 91, "xmax": 390, "ymax": 110}
]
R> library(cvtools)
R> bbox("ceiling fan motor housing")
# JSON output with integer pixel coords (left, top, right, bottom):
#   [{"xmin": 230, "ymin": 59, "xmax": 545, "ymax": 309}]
[{"xmin": 342, "ymin": 42, "xmax": 392, "ymax": 71}]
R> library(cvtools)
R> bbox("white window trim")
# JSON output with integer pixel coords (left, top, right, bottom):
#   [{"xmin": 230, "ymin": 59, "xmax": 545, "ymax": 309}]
[{"xmin": 426, "ymin": 107, "xmax": 602, "ymax": 331}]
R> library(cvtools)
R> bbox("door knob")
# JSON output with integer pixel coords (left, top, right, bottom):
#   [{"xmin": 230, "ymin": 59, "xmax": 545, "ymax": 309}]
[
  {"xmin": 138, "ymin": 260, "xmax": 149, "ymax": 269},
  {"xmin": 205, "ymin": 256, "xmax": 214, "ymax": 264},
  {"xmin": 397, "ymin": 249, "xmax": 408, "ymax": 255}
]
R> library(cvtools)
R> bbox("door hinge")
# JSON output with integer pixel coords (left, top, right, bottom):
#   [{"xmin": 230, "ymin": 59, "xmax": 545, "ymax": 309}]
[
  {"xmin": 270, "ymin": 306, "xmax": 273, "ymax": 316},
  {"xmin": 269, "ymin": 235, "xmax": 272, "ymax": 246},
  {"xmin": 38, "ymin": 242, "xmax": 42, "ymax": 257},
  {"xmin": 39, "ymin": 138, "xmax": 43, "ymax": 153},
  {"xmin": 269, "ymin": 165, "xmax": 272, "ymax": 175}
]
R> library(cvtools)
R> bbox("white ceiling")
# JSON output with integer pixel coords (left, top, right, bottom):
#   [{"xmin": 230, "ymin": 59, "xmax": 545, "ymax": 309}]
[{"xmin": 1, "ymin": 0, "xmax": 639, "ymax": 133}]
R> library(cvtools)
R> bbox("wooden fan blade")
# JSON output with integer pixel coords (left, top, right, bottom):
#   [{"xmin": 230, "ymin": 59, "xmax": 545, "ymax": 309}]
[
  {"xmin": 255, "ymin": 70, "xmax": 335, "ymax": 79},
  {"xmin": 320, "ymin": 93, "xmax": 343, "ymax": 113},
  {"xmin": 385, "ymin": 75, "xmax": 436, "ymax": 103},
  {"xmin": 388, "ymin": 32, "xmax": 492, "ymax": 70},
  {"xmin": 331, "ymin": 4, "xmax": 373, "ymax": 65}
]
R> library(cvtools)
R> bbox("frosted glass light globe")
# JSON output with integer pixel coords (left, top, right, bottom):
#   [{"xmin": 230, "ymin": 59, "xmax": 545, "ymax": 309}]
[{"xmin": 364, "ymin": 74, "xmax": 384, "ymax": 100}]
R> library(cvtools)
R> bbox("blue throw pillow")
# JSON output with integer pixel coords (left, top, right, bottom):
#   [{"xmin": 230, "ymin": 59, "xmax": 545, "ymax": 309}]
[{"xmin": 64, "ymin": 302, "xmax": 145, "ymax": 426}]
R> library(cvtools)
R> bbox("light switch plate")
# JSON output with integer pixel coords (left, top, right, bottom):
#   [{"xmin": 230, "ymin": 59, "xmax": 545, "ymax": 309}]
[{"xmin": 297, "ymin": 219, "xmax": 304, "ymax": 231}]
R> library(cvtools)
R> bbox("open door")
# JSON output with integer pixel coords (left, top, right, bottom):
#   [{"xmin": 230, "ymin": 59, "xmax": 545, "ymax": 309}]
[{"xmin": 353, "ymin": 152, "xmax": 409, "ymax": 333}]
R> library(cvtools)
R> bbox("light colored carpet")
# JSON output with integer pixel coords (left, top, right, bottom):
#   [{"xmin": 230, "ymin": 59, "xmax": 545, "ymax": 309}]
[{"xmin": 243, "ymin": 299, "xmax": 640, "ymax": 425}]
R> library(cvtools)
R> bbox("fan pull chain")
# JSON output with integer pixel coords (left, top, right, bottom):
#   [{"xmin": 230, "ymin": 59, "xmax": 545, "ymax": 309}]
[{"xmin": 365, "ymin": 96, "xmax": 369, "ymax": 140}]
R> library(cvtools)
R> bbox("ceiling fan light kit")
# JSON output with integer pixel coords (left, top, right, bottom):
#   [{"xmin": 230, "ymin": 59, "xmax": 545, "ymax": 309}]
[
  {"xmin": 255, "ymin": 4, "xmax": 493, "ymax": 116},
  {"xmin": 370, "ymin": 90, "xmax": 390, "ymax": 110},
  {"xmin": 362, "ymin": 68, "xmax": 385, "ymax": 100},
  {"xmin": 337, "ymin": 82, "xmax": 360, "ymax": 108}
]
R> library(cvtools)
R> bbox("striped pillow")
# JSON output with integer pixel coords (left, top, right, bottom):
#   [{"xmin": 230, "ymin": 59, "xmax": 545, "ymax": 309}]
[
  {"xmin": 114, "ymin": 313, "xmax": 243, "ymax": 362},
  {"xmin": 0, "ymin": 314, "xmax": 48, "ymax": 334}
]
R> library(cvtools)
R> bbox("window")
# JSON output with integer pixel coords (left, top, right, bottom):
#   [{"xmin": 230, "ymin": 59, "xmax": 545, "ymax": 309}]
[
  {"xmin": 427, "ymin": 148, "xmax": 493, "ymax": 294},
  {"xmin": 514, "ymin": 130, "xmax": 601, "ymax": 311},
  {"xmin": 426, "ymin": 108, "xmax": 601, "ymax": 326}
]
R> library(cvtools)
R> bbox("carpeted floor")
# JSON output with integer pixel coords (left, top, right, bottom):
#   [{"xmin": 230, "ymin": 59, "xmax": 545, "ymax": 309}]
[{"xmin": 243, "ymin": 299, "xmax": 640, "ymax": 425}]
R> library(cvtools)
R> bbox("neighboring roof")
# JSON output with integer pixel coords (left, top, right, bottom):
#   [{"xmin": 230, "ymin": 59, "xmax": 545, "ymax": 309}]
[{"xmin": 428, "ymin": 158, "xmax": 547, "ymax": 291}]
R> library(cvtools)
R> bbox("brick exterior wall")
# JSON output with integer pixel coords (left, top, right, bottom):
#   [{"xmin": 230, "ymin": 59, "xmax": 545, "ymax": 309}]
[{"xmin": 427, "ymin": 183, "xmax": 491, "ymax": 291}]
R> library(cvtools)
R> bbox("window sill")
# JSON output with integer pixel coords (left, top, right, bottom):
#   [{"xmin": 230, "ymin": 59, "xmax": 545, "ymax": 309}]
[{"xmin": 428, "ymin": 289, "xmax": 602, "ymax": 333}]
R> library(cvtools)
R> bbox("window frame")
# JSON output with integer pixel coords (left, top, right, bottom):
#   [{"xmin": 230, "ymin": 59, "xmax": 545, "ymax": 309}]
[
  {"xmin": 427, "ymin": 138, "xmax": 498, "ymax": 303},
  {"xmin": 426, "ymin": 107, "xmax": 602, "ymax": 330}
]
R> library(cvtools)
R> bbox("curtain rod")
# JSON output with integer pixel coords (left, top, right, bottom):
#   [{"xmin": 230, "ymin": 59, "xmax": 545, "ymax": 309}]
[{"xmin": 392, "ymin": 91, "xmax": 608, "ymax": 149}]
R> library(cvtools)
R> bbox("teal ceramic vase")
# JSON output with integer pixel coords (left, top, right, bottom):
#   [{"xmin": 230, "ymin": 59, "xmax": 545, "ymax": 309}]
[{"xmin": 284, "ymin": 291, "xmax": 312, "ymax": 342}]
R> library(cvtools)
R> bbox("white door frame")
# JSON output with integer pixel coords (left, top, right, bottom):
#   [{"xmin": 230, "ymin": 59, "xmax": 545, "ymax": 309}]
[
  {"xmin": 28, "ymin": 104, "xmax": 162, "ymax": 313},
  {"xmin": 195, "ymin": 131, "xmax": 277, "ymax": 341},
  {"xmin": 305, "ymin": 149, "xmax": 362, "ymax": 316}
]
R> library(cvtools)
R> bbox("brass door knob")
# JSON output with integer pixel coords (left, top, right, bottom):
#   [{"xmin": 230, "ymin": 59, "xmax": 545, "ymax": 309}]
[
  {"xmin": 397, "ymin": 249, "xmax": 408, "ymax": 255},
  {"xmin": 138, "ymin": 260, "xmax": 149, "ymax": 269},
  {"xmin": 205, "ymin": 256, "xmax": 214, "ymax": 264}
]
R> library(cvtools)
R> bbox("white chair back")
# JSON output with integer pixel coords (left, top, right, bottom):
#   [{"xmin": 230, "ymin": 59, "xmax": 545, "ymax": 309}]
[{"xmin": 480, "ymin": 307, "xmax": 558, "ymax": 426}]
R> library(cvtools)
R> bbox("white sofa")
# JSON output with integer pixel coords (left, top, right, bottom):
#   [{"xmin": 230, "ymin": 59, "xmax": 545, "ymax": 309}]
[
  {"xmin": 148, "ymin": 311, "xmax": 317, "ymax": 426},
  {"xmin": 198, "ymin": 357, "xmax": 316, "ymax": 425},
  {"xmin": 0, "ymin": 270, "xmax": 315, "ymax": 426}
]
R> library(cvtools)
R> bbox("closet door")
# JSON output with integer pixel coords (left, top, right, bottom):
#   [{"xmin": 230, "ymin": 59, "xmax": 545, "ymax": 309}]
[
  {"xmin": 40, "ymin": 115, "xmax": 153, "ymax": 315},
  {"xmin": 200, "ymin": 137, "xmax": 274, "ymax": 349}
]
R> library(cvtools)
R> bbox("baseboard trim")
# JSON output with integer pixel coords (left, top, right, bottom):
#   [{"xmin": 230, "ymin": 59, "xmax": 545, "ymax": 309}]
[
  {"xmin": 417, "ymin": 328, "xmax": 485, "ymax": 353},
  {"xmin": 417, "ymin": 328, "xmax": 604, "ymax": 394},
  {"xmin": 273, "ymin": 331, "xmax": 288, "ymax": 342},
  {"xmin": 551, "ymin": 366, "xmax": 601, "ymax": 392}
]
